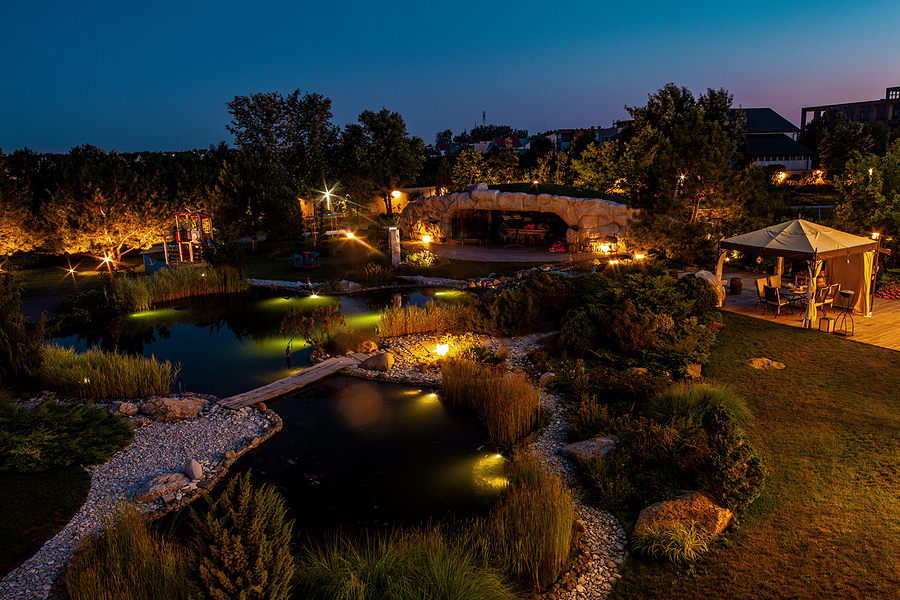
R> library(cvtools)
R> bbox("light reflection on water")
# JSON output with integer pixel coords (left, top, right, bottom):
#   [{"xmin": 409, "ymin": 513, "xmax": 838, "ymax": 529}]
[
  {"xmin": 227, "ymin": 377, "xmax": 507, "ymax": 536},
  {"xmin": 54, "ymin": 288, "xmax": 502, "ymax": 533}
]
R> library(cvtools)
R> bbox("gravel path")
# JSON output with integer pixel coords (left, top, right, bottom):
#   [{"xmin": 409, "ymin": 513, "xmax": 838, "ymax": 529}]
[{"xmin": 0, "ymin": 401, "xmax": 278, "ymax": 600}]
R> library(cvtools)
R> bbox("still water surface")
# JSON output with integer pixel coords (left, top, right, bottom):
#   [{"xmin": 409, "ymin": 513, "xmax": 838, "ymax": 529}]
[{"xmin": 55, "ymin": 288, "xmax": 505, "ymax": 532}]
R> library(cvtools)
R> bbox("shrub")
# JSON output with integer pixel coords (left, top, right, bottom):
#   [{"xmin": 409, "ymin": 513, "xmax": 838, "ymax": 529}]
[
  {"xmin": 40, "ymin": 343, "xmax": 180, "ymax": 399},
  {"xmin": 472, "ymin": 272, "xmax": 571, "ymax": 335},
  {"xmin": 694, "ymin": 405, "xmax": 767, "ymax": 513},
  {"xmin": 66, "ymin": 503, "xmax": 199, "ymax": 600},
  {"xmin": 630, "ymin": 520, "xmax": 710, "ymax": 563},
  {"xmin": 462, "ymin": 450, "xmax": 575, "ymax": 593},
  {"xmin": 190, "ymin": 472, "xmax": 295, "ymax": 600},
  {"xmin": 646, "ymin": 381, "xmax": 753, "ymax": 430},
  {"xmin": 461, "ymin": 343, "xmax": 508, "ymax": 365},
  {"xmin": 441, "ymin": 358, "xmax": 541, "ymax": 444},
  {"xmin": 0, "ymin": 399, "xmax": 133, "ymax": 473},
  {"xmin": 296, "ymin": 528, "xmax": 516, "ymax": 600},
  {"xmin": 51, "ymin": 289, "xmax": 120, "ymax": 332},
  {"xmin": 280, "ymin": 305, "xmax": 347, "ymax": 354},
  {"xmin": 676, "ymin": 275, "xmax": 719, "ymax": 314},
  {"xmin": 0, "ymin": 266, "xmax": 44, "ymax": 382}
]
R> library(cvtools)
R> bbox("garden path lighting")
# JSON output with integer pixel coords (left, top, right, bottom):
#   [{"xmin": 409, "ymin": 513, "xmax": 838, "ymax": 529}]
[{"xmin": 422, "ymin": 234, "xmax": 432, "ymax": 244}]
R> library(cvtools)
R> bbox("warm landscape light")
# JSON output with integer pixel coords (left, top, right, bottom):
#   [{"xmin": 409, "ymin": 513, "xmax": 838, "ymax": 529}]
[
  {"xmin": 346, "ymin": 231, "xmax": 355, "ymax": 239},
  {"xmin": 392, "ymin": 190, "xmax": 402, "ymax": 199},
  {"xmin": 599, "ymin": 244, "xmax": 611, "ymax": 254},
  {"xmin": 872, "ymin": 232, "xmax": 880, "ymax": 240},
  {"xmin": 609, "ymin": 259, "xmax": 620, "ymax": 265},
  {"xmin": 634, "ymin": 254, "xmax": 645, "ymax": 260},
  {"xmin": 435, "ymin": 344, "xmax": 449, "ymax": 356},
  {"xmin": 422, "ymin": 234, "xmax": 432, "ymax": 244}
]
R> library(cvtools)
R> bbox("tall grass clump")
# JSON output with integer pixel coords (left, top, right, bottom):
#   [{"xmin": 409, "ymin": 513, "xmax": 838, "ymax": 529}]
[
  {"xmin": 379, "ymin": 301, "xmax": 470, "ymax": 338},
  {"xmin": 190, "ymin": 472, "xmax": 295, "ymax": 600},
  {"xmin": 40, "ymin": 343, "xmax": 179, "ymax": 399},
  {"xmin": 630, "ymin": 520, "xmax": 711, "ymax": 563},
  {"xmin": 441, "ymin": 357, "xmax": 541, "ymax": 444},
  {"xmin": 116, "ymin": 266, "xmax": 246, "ymax": 312},
  {"xmin": 0, "ymin": 399, "xmax": 132, "ymax": 472},
  {"xmin": 645, "ymin": 381, "xmax": 752, "ymax": 429},
  {"xmin": 66, "ymin": 503, "xmax": 199, "ymax": 600},
  {"xmin": 296, "ymin": 527, "xmax": 517, "ymax": 600},
  {"xmin": 462, "ymin": 450, "xmax": 575, "ymax": 593}
]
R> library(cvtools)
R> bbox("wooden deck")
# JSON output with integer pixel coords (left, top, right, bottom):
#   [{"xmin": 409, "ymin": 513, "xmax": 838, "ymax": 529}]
[
  {"xmin": 718, "ymin": 269, "xmax": 900, "ymax": 352},
  {"xmin": 219, "ymin": 353, "xmax": 371, "ymax": 409}
]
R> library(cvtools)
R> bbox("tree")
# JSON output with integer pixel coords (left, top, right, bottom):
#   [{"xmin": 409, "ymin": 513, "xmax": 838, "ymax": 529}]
[
  {"xmin": 487, "ymin": 147, "xmax": 522, "ymax": 183},
  {"xmin": 576, "ymin": 84, "xmax": 766, "ymax": 264},
  {"xmin": 226, "ymin": 92, "xmax": 288, "ymax": 151},
  {"xmin": 535, "ymin": 150, "xmax": 573, "ymax": 185},
  {"xmin": 46, "ymin": 145, "xmax": 170, "ymax": 261},
  {"xmin": 435, "ymin": 129, "xmax": 453, "ymax": 145},
  {"xmin": 352, "ymin": 109, "xmax": 425, "ymax": 215},
  {"xmin": 469, "ymin": 124, "xmax": 528, "ymax": 141},
  {"xmin": 212, "ymin": 148, "xmax": 296, "ymax": 251},
  {"xmin": 0, "ymin": 151, "xmax": 36, "ymax": 257},
  {"xmin": 834, "ymin": 140, "xmax": 900, "ymax": 236},
  {"xmin": 818, "ymin": 121, "xmax": 873, "ymax": 181},
  {"xmin": 450, "ymin": 148, "xmax": 487, "ymax": 190}
]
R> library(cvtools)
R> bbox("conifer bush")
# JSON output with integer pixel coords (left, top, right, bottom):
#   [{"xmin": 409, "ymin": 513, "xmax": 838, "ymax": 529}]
[{"xmin": 190, "ymin": 472, "xmax": 295, "ymax": 600}]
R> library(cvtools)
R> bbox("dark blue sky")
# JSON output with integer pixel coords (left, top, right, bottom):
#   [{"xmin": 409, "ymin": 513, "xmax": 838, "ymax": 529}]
[{"xmin": 2, "ymin": 1, "xmax": 898, "ymax": 154}]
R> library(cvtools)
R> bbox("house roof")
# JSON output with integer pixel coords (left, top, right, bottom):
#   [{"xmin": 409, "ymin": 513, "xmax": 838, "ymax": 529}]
[
  {"xmin": 745, "ymin": 133, "xmax": 813, "ymax": 157},
  {"xmin": 731, "ymin": 108, "xmax": 800, "ymax": 134}
]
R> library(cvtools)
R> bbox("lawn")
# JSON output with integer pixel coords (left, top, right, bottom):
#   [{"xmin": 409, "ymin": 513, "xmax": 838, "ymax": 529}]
[{"xmin": 609, "ymin": 311, "xmax": 900, "ymax": 600}]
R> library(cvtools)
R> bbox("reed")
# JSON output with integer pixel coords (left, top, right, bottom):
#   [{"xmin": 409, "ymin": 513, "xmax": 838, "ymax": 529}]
[
  {"xmin": 461, "ymin": 450, "xmax": 575, "ymax": 593},
  {"xmin": 441, "ymin": 358, "xmax": 541, "ymax": 444},
  {"xmin": 66, "ymin": 504, "xmax": 199, "ymax": 600},
  {"xmin": 40, "ymin": 343, "xmax": 179, "ymax": 399},
  {"xmin": 296, "ymin": 527, "xmax": 517, "ymax": 600},
  {"xmin": 630, "ymin": 520, "xmax": 711, "ymax": 563},
  {"xmin": 379, "ymin": 301, "xmax": 470, "ymax": 338},
  {"xmin": 116, "ymin": 266, "xmax": 246, "ymax": 312}
]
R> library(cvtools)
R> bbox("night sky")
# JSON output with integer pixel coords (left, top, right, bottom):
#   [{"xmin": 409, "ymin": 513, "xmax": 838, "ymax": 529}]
[{"xmin": 2, "ymin": 0, "xmax": 898, "ymax": 154}]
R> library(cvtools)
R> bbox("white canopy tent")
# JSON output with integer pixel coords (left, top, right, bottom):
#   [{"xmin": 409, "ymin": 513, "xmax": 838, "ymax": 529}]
[{"xmin": 715, "ymin": 219, "xmax": 880, "ymax": 328}]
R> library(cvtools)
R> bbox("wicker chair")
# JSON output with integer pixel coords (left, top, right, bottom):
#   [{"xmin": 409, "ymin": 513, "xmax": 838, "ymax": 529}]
[{"xmin": 763, "ymin": 285, "xmax": 793, "ymax": 317}]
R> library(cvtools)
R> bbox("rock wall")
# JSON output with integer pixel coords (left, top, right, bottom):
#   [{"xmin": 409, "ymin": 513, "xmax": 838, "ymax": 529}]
[{"xmin": 399, "ymin": 183, "xmax": 636, "ymax": 248}]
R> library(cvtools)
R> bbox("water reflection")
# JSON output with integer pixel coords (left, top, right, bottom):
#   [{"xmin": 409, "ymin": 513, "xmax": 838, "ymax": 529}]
[
  {"xmin": 226, "ymin": 378, "xmax": 506, "ymax": 536},
  {"xmin": 52, "ymin": 288, "xmax": 469, "ymax": 398}
]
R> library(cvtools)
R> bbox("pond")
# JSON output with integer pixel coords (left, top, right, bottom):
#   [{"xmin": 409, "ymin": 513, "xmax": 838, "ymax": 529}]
[{"xmin": 54, "ymin": 287, "xmax": 505, "ymax": 534}]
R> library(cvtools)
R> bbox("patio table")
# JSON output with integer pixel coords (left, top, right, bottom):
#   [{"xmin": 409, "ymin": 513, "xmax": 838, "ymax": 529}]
[{"xmin": 781, "ymin": 286, "xmax": 807, "ymax": 309}]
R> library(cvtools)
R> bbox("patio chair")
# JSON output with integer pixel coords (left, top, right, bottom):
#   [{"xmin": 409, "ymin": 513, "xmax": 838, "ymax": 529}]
[
  {"xmin": 763, "ymin": 285, "xmax": 793, "ymax": 317},
  {"xmin": 754, "ymin": 278, "xmax": 767, "ymax": 309},
  {"xmin": 795, "ymin": 272, "xmax": 809, "ymax": 286},
  {"xmin": 822, "ymin": 283, "xmax": 840, "ymax": 313},
  {"xmin": 767, "ymin": 274, "xmax": 782, "ymax": 289}
]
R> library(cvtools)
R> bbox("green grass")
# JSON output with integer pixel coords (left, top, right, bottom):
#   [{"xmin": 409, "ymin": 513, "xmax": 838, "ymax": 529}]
[
  {"xmin": 0, "ymin": 466, "xmax": 90, "ymax": 578},
  {"xmin": 609, "ymin": 311, "xmax": 900, "ymax": 600},
  {"xmin": 116, "ymin": 265, "xmax": 246, "ymax": 311}
]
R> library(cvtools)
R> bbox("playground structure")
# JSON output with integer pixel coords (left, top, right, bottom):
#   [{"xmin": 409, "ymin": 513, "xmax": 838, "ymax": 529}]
[{"xmin": 169, "ymin": 212, "xmax": 212, "ymax": 264}]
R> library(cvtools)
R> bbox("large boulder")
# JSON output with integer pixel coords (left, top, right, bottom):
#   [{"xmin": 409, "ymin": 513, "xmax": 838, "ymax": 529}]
[
  {"xmin": 559, "ymin": 436, "xmax": 618, "ymax": 467},
  {"xmin": 135, "ymin": 472, "xmax": 189, "ymax": 503},
  {"xmin": 635, "ymin": 490, "xmax": 733, "ymax": 537},
  {"xmin": 140, "ymin": 396, "xmax": 207, "ymax": 422},
  {"xmin": 360, "ymin": 352, "xmax": 395, "ymax": 371}
]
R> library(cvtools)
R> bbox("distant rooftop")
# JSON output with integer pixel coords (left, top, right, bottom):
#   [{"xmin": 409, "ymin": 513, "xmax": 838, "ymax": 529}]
[{"xmin": 730, "ymin": 108, "xmax": 799, "ymax": 134}]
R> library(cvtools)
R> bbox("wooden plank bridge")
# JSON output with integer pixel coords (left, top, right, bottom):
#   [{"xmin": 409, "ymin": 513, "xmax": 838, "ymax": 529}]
[{"xmin": 219, "ymin": 353, "xmax": 372, "ymax": 409}]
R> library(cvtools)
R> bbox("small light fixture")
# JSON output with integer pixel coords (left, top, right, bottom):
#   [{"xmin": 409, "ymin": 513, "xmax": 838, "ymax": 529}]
[
  {"xmin": 872, "ymin": 232, "xmax": 880, "ymax": 240},
  {"xmin": 634, "ymin": 253, "xmax": 645, "ymax": 260},
  {"xmin": 422, "ymin": 234, "xmax": 432, "ymax": 244},
  {"xmin": 392, "ymin": 190, "xmax": 402, "ymax": 199},
  {"xmin": 599, "ymin": 244, "xmax": 611, "ymax": 254},
  {"xmin": 609, "ymin": 259, "xmax": 620, "ymax": 265},
  {"xmin": 435, "ymin": 343, "xmax": 449, "ymax": 356},
  {"xmin": 347, "ymin": 231, "xmax": 355, "ymax": 239}
]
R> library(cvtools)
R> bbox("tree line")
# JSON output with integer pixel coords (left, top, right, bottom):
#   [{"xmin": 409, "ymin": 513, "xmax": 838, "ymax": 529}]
[{"xmin": 2, "ymin": 84, "xmax": 896, "ymax": 267}]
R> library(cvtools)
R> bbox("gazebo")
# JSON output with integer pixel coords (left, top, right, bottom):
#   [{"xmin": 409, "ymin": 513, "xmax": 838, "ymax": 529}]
[{"xmin": 715, "ymin": 219, "xmax": 881, "ymax": 328}]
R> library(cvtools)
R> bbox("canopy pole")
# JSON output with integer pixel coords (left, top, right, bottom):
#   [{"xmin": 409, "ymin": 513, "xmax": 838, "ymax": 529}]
[
  {"xmin": 714, "ymin": 248, "xmax": 728, "ymax": 287},
  {"xmin": 776, "ymin": 257, "xmax": 784, "ymax": 277}
]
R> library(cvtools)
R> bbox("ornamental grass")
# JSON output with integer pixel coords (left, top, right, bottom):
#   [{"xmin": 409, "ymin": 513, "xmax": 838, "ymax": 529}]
[
  {"xmin": 296, "ymin": 527, "xmax": 516, "ymax": 600},
  {"xmin": 441, "ymin": 357, "xmax": 541, "ymax": 444},
  {"xmin": 116, "ymin": 266, "xmax": 246, "ymax": 312},
  {"xmin": 66, "ymin": 504, "xmax": 199, "ymax": 600},
  {"xmin": 40, "ymin": 343, "xmax": 179, "ymax": 399},
  {"xmin": 379, "ymin": 302, "xmax": 470, "ymax": 338},
  {"xmin": 461, "ymin": 450, "xmax": 575, "ymax": 593}
]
